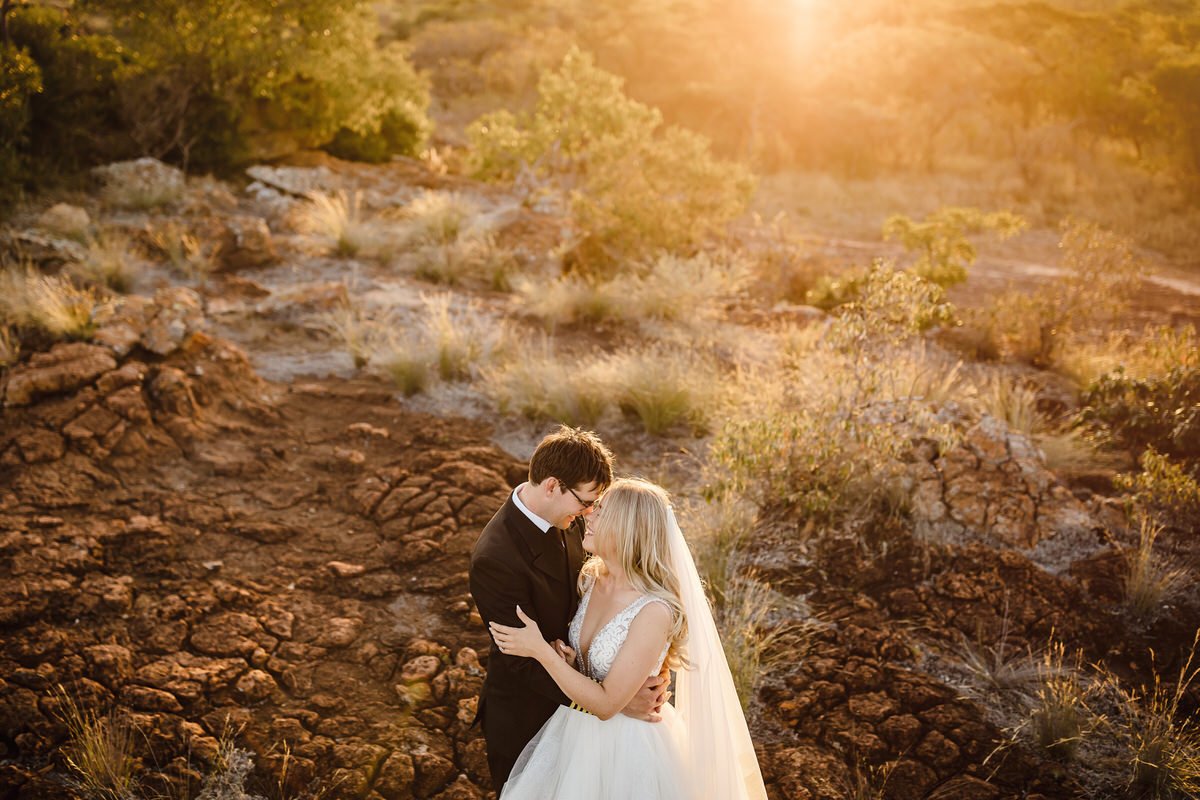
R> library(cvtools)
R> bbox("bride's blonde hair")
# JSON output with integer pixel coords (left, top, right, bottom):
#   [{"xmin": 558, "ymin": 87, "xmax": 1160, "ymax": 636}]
[{"xmin": 579, "ymin": 478, "xmax": 688, "ymax": 668}]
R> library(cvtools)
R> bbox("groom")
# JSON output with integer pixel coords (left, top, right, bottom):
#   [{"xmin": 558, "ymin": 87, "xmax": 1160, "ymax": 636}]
[{"xmin": 469, "ymin": 425, "xmax": 668, "ymax": 790}]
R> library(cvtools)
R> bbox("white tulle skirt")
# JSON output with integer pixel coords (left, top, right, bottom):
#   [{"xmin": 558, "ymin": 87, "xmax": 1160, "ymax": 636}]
[{"xmin": 500, "ymin": 704, "xmax": 696, "ymax": 800}]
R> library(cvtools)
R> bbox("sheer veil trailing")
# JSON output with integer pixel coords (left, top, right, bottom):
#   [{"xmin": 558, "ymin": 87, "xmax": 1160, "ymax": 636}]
[{"xmin": 667, "ymin": 507, "xmax": 769, "ymax": 800}]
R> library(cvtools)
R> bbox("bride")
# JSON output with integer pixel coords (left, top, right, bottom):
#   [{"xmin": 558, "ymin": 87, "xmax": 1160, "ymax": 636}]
[{"xmin": 488, "ymin": 478, "xmax": 767, "ymax": 800}]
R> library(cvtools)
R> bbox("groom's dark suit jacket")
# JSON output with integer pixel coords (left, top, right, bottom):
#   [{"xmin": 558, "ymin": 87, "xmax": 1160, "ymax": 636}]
[{"xmin": 469, "ymin": 492, "xmax": 586, "ymax": 790}]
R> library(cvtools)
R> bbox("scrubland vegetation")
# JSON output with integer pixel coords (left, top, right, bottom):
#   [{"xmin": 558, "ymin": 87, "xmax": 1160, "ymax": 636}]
[{"xmin": 3, "ymin": 1, "xmax": 1200, "ymax": 798}]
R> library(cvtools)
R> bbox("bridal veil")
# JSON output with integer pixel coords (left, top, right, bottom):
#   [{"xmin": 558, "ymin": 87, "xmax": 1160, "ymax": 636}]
[{"xmin": 667, "ymin": 507, "xmax": 769, "ymax": 800}]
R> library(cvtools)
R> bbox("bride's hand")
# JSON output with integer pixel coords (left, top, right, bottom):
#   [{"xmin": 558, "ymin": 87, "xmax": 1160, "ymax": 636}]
[
  {"xmin": 489, "ymin": 606, "xmax": 553, "ymax": 660},
  {"xmin": 552, "ymin": 639, "xmax": 576, "ymax": 665}
]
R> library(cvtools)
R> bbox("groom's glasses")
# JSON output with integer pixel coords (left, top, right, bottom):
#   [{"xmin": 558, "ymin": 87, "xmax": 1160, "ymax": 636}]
[{"xmin": 561, "ymin": 483, "xmax": 598, "ymax": 510}]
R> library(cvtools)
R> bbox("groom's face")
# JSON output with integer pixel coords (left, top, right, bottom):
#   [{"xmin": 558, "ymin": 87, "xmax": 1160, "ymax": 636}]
[{"xmin": 552, "ymin": 479, "xmax": 601, "ymax": 530}]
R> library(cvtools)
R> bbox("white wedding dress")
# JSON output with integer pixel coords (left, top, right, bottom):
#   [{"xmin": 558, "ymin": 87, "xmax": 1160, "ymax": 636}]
[
  {"xmin": 499, "ymin": 579, "xmax": 696, "ymax": 800},
  {"xmin": 501, "ymin": 508, "xmax": 767, "ymax": 800}
]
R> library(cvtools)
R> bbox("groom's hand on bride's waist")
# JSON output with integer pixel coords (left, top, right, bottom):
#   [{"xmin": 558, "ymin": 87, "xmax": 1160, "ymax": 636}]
[{"xmin": 620, "ymin": 674, "xmax": 670, "ymax": 723}]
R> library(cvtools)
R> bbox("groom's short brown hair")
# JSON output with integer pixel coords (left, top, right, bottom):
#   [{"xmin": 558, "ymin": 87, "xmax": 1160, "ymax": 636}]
[{"xmin": 528, "ymin": 425, "xmax": 614, "ymax": 491}]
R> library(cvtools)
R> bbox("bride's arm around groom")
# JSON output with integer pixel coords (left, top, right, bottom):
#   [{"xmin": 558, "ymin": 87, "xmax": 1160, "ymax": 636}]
[{"xmin": 491, "ymin": 603, "xmax": 672, "ymax": 719}]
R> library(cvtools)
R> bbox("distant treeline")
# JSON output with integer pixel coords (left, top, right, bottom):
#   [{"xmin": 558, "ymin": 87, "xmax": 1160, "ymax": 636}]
[{"xmin": 567, "ymin": 0, "xmax": 1200, "ymax": 186}]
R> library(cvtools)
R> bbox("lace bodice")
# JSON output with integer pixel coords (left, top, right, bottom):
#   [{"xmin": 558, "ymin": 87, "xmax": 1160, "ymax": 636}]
[{"xmin": 568, "ymin": 579, "xmax": 671, "ymax": 682}]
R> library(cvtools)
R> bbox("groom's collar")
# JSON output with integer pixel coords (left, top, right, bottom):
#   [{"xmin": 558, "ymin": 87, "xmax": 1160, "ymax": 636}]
[{"xmin": 512, "ymin": 483, "xmax": 554, "ymax": 533}]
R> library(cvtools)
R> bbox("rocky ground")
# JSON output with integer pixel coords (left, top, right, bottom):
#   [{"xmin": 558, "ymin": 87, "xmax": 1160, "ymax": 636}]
[{"xmin": 2, "ymin": 157, "xmax": 1199, "ymax": 800}]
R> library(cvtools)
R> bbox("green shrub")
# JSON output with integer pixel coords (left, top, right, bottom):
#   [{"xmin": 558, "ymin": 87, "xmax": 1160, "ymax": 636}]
[
  {"xmin": 1079, "ymin": 367, "xmax": 1200, "ymax": 465},
  {"xmin": 7, "ymin": 1, "xmax": 430, "ymax": 177},
  {"xmin": 1115, "ymin": 449, "xmax": 1200, "ymax": 531},
  {"xmin": 9, "ymin": 7, "xmax": 129, "ymax": 172},
  {"xmin": 710, "ymin": 269, "xmax": 954, "ymax": 521},
  {"xmin": 882, "ymin": 207, "xmax": 1025, "ymax": 288},
  {"xmin": 467, "ymin": 47, "xmax": 753, "ymax": 258},
  {"xmin": 0, "ymin": 46, "xmax": 43, "ymax": 198},
  {"xmin": 977, "ymin": 220, "xmax": 1146, "ymax": 366}
]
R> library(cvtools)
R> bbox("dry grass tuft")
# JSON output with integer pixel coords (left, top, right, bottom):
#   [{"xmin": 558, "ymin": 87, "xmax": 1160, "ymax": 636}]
[
  {"xmin": 718, "ymin": 574, "xmax": 816, "ymax": 711},
  {"xmin": 972, "ymin": 373, "xmax": 1042, "ymax": 436},
  {"xmin": 0, "ymin": 325, "xmax": 19, "ymax": 368},
  {"xmin": 0, "ymin": 268, "xmax": 102, "ymax": 340},
  {"xmin": 296, "ymin": 191, "xmax": 382, "ymax": 257},
  {"xmin": 52, "ymin": 685, "xmax": 140, "ymax": 800},
  {"xmin": 71, "ymin": 230, "xmax": 140, "ymax": 293},
  {"xmin": 1121, "ymin": 631, "xmax": 1200, "ymax": 798},
  {"xmin": 601, "ymin": 346, "xmax": 724, "ymax": 435},
  {"xmin": 481, "ymin": 343, "xmax": 610, "ymax": 426},
  {"xmin": 1057, "ymin": 324, "xmax": 1199, "ymax": 389},
  {"xmin": 1122, "ymin": 518, "xmax": 1187, "ymax": 624},
  {"xmin": 319, "ymin": 304, "xmax": 389, "ymax": 370},
  {"xmin": 420, "ymin": 292, "xmax": 507, "ymax": 381},
  {"xmin": 1030, "ymin": 642, "xmax": 1093, "ymax": 760},
  {"xmin": 519, "ymin": 251, "xmax": 751, "ymax": 330},
  {"xmin": 145, "ymin": 220, "xmax": 215, "ymax": 280},
  {"xmin": 681, "ymin": 492, "xmax": 757, "ymax": 609},
  {"xmin": 1034, "ymin": 427, "xmax": 1122, "ymax": 476},
  {"xmin": 360, "ymin": 292, "xmax": 506, "ymax": 395}
]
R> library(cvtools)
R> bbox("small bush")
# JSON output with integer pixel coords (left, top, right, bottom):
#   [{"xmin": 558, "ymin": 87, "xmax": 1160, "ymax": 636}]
[
  {"xmin": 711, "ymin": 271, "xmax": 955, "ymax": 522},
  {"xmin": 0, "ymin": 47, "xmax": 43, "ymax": 197},
  {"xmin": 883, "ymin": 207, "xmax": 1025, "ymax": 288},
  {"xmin": 1116, "ymin": 449, "xmax": 1200, "ymax": 531},
  {"xmin": 467, "ymin": 47, "xmax": 754, "ymax": 258},
  {"xmin": 805, "ymin": 268, "xmax": 868, "ymax": 311},
  {"xmin": 1079, "ymin": 367, "xmax": 1200, "ymax": 465},
  {"xmin": 977, "ymin": 220, "xmax": 1145, "ymax": 366}
]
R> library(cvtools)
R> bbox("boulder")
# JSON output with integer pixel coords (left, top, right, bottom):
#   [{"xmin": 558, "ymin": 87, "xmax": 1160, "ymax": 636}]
[{"xmin": 217, "ymin": 216, "xmax": 277, "ymax": 271}]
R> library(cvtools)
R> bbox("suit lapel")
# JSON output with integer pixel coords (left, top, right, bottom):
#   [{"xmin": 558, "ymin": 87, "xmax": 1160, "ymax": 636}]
[{"xmin": 503, "ymin": 497, "xmax": 568, "ymax": 583}]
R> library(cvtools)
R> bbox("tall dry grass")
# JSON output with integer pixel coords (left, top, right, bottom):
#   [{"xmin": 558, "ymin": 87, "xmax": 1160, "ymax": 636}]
[
  {"xmin": 1057, "ymin": 324, "xmax": 1199, "ymax": 389},
  {"xmin": 295, "ymin": 191, "xmax": 385, "ymax": 257},
  {"xmin": 1122, "ymin": 519, "xmax": 1187, "ymax": 624},
  {"xmin": 0, "ymin": 268, "xmax": 102, "ymax": 340},
  {"xmin": 517, "ymin": 251, "xmax": 751, "ymax": 330},
  {"xmin": 71, "ymin": 230, "xmax": 140, "ymax": 292},
  {"xmin": 480, "ymin": 338, "xmax": 612, "ymax": 426},
  {"xmin": 1121, "ymin": 632, "xmax": 1200, "ymax": 798},
  {"xmin": 52, "ymin": 686, "xmax": 140, "ymax": 800}
]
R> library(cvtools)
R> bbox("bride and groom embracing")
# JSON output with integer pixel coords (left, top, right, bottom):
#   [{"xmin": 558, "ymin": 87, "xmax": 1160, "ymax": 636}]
[{"xmin": 469, "ymin": 426, "xmax": 767, "ymax": 800}]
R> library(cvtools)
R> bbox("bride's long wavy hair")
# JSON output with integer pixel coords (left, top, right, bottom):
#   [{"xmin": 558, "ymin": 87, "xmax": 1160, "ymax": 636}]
[{"xmin": 579, "ymin": 478, "xmax": 688, "ymax": 669}]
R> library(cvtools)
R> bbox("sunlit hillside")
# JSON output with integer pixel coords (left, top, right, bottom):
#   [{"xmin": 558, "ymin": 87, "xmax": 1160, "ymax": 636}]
[{"xmin": 2, "ymin": 1, "xmax": 1199, "ymax": 799}]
